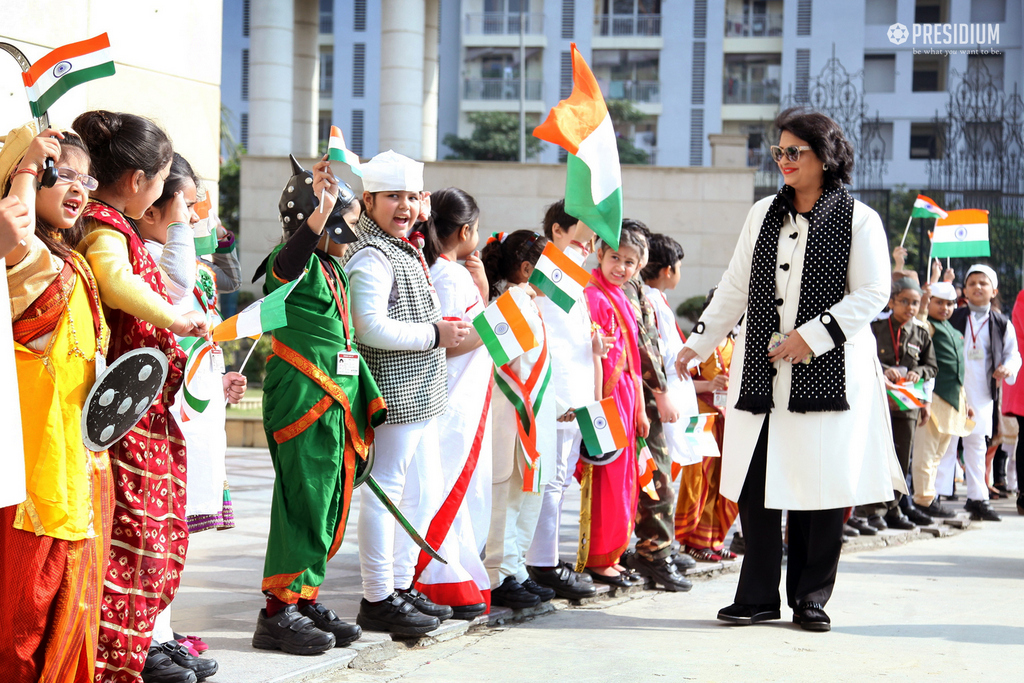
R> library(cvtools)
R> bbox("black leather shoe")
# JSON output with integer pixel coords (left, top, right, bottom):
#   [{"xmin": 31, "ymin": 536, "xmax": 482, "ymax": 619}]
[
  {"xmin": 923, "ymin": 499, "xmax": 956, "ymax": 518},
  {"xmin": 397, "ymin": 588, "xmax": 453, "ymax": 621},
  {"xmin": 450, "ymin": 603, "xmax": 488, "ymax": 620},
  {"xmin": 253, "ymin": 605, "xmax": 335, "ymax": 655},
  {"xmin": 842, "ymin": 524, "xmax": 860, "ymax": 537},
  {"xmin": 153, "ymin": 641, "xmax": 218, "ymax": 681},
  {"xmin": 671, "ymin": 551, "xmax": 698, "ymax": 570},
  {"xmin": 357, "ymin": 593, "xmax": 440, "ymax": 636},
  {"xmin": 965, "ymin": 498, "xmax": 1002, "ymax": 522},
  {"xmin": 527, "ymin": 563, "xmax": 598, "ymax": 600},
  {"xmin": 883, "ymin": 509, "xmax": 916, "ymax": 530},
  {"xmin": 1017, "ymin": 495, "xmax": 1024, "ymax": 516},
  {"xmin": 584, "ymin": 568, "xmax": 635, "ymax": 588},
  {"xmin": 866, "ymin": 514, "xmax": 888, "ymax": 530},
  {"xmin": 717, "ymin": 602, "xmax": 781, "ymax": 625},
  {"xmin": 299, "ymin": 602, "xmax": 362, "ymax": 647},
  {"xmin": 793, "ymin": 602, "xmax": 831, "ymax": 632},
  {"xmin": 846, "ymin": 517, "xmax": 877, "ymax": 535},
  {"xmin": 626, "ymin": 552, "xmax": 692, "ymax": 592},
  {"xmin": 490, "ymin": 576, "xmax": 541, "ymax": 609},
  {"xmin": 904, "ymin": 504, "xmax": 933, "ymax": 526},
  {"xmin": 729, "ymin": 532, "xmax": 746, "ymax": 555},
  {"xmin": 520, "ymin": 577, "xmax": 556, "ymax": 602},
  {"xmin": 142, "ymin": 646, "xmax": 197, "ymax": 683}
]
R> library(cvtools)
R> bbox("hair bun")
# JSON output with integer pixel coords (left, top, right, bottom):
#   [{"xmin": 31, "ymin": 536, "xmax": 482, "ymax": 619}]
[{"xmin": 73, "ymin": 110, "xmax": 119, "ymax": 145}]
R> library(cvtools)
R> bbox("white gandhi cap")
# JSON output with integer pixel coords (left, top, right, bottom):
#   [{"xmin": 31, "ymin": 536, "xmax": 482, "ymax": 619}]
[{"xmin": 360, "ymin": 150, "xmax": 424, "ymax": 193}]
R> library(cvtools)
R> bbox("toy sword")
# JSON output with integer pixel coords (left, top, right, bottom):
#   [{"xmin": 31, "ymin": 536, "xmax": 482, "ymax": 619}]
[{"xmin": 365, "ymin": 475, "xmax": 446, "ymax": 565}]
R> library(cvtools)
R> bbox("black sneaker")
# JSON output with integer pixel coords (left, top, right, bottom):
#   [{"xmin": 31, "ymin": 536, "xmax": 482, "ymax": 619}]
[
  {"xmin": 903, "ymin": 503, "xmax": 933, "ymax": 526},
  {"xmin": 253, "ymin": 605, "xmax": 335, "ymax": 655},
  {"xmin": 670, "ymin": 551, "xmax": 698, "ymax": 570},
  {"xmin": 866, "ymin": 514, "xmax": 888, "ymax": 530},
  {"xmin": 299, "ymin": 602, "xmax": 362, "ymax": 647},
  {"xmin": 357, "ymin": 592, "xmax": 440, "ymax": 636},
  {"xmin": 450, "ymin": 603, "xmax": 488, "ymax": 620},
  {"xmin": 626, "ymin": 552, "xmax": 692, "ymax": 592},
  {"xmin": 142, "ymin": 645, "xmax": 197, "ymax": 683},
  {"xmin": 965, "ymin": 498, "xmax": 1002, "ymax": 522},
  {"xmin": 527, "ymin": 563, "xmax": 597, "ymax": 600},
  {"xmin": 883, "ymin": 508, "xmax": 917, "ymax": 530},
  {"xmin": 717, "ymin": 602, "xmax": 781, "ymax": 625},
  {"xmin": 490, "ymin": 576, "xmax": 541, "ymax": 609},
  {"xmin": 520, "ymin": 578, "xmax": 556, "ymax": 602},
  {"xmin": 923, "ymin": 499, "xmax": 956, "ymax": 519},
  {"xmin": 846, "ymin": 516, "xmax": 877, "ymax": 535},
  {"xmin": 151, "ymin": 641, "xmax": 218, "ymax": 682},
  {"xmin": 397, "ymin": 588, "xmax": 453, "ymax": 621}
]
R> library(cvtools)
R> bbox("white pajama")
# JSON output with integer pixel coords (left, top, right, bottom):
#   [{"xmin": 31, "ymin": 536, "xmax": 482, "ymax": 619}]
[
  {"xmin": 936, "ymin": 427, "xmax": 989, "ymax": 500},
  {"xmin": 525, "ymin": 429, "xmax": 582, "ymax": 567}
]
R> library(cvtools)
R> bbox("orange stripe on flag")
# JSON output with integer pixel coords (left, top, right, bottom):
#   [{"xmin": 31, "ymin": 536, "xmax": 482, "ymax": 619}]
[
  {"xmin": 194, "ymin": 195, "xmax": 212, "ymax": 220},
  {"xmin": 600, "ymin": 396, "xmax": 627, "ymax": 447},
  {"xmin": 23, "ymin": 34, "xmax": 111, "ymax": 87},
  {"xmin": 186, "ymin": 345, "xmax": 212, "ymax": 385},
  {"xmin": 330, "ymin": 125, "xmax": 343, "ymax": 138},
  {"xmin": 532, "ymin": 43, "xmax": 607, "ymax": 156},
  {"xmin": 495, "ymin": 291, "xmax": 537, "ymax": 351},
  {"xmin": 213, "ymin": 317, "xmax": 238, "ymax": 343},
  {"xmin": 543, "ymin": 242, "xmax": 591, "ymax": 287},
  {"xmin": 936, "ymin": 208, "xmax": 989, "ymax": 226}
]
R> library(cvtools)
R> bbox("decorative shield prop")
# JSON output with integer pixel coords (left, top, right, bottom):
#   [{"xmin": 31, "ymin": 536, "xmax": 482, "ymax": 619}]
[
  {"xmin": 578, "ymin": 441, "xmax": 624, "ymax": 466},
  {"xmin": 81, "ymin": 348, "xmax": 168, "ymax": 451}
]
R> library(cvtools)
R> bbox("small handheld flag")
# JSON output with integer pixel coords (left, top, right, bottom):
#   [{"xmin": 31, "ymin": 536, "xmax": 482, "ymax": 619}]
[
  {"xmin": 528, "ymin": 242, "xmax": 591, "ymax": 313},
  {"xmin": 328, "ymin": 126, "xmax": 363, "ymax": 177},
  {"xmin": 911, "ymin": 194, "xmax": 948, "ymax": 220},
  {"xmin": 887, "ymin": 379, "xmax": 927, "ymax": 411},
  {"xmin": 683, "ymin": 414, "xmax": 719, "ymax": 459},
  {"xmin": 22, "ymin": 34, "xmax": 116, "ymax": 118},
  {"xmin": 192, "ymin": 195, "xmax": 217, "ymax": 255},
  {"xmin": 636, "ymin": 436, "xmax": 659, "ymax": 500},
  {"xmin": 533, "ymin": 43, "xmax": 623, "ymax": 250},
  {"xmin": 575, "ymin": 397, "xmax": 628, "ymax": 456},
  {"xmin": 472, "ymin": 288, "xmax": 540, "ymax": 367},
  {"xmin": 212, "ymin": 277, "xmax": 301, "ymax": 342},
  {"xmin": 931, "ymin": 209, "xmax": 990, "ymax": 258}
]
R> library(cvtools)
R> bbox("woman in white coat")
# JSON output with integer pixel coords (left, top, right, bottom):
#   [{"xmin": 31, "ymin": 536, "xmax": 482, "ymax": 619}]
[{"xmin": 676, "ymin": 108, "xmax": 904, "ymax": 632}]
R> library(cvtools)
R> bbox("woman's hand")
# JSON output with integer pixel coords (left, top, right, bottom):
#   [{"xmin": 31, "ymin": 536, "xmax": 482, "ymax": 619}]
[
  {"xmin": 0, "ymin": 196, "xmax": 32, "ymax": 259},
  {"xmin": 223, "ymin": 371, "xmax": 247, "ymax": 404},
  {"xmin": 675, "ymin": 347, "xmax": 700, "ymax": 378},
  {"xmin": 464, "ymin": 250, "xmax": 488, "ymax": 302},
  {"xmin": 767, "ymin": 329, "xmax": 813, "ymax": 364},
  {"xmin": 307, "ymin": 156, "xmax": 340, "ymax": 233},
  {"xmin": 16, "ymin": 129, "xmax": 64, "ymax": 175},
  {"xmin": 654, "ymin": 391, "xmax": 680, "ymax": 424}
]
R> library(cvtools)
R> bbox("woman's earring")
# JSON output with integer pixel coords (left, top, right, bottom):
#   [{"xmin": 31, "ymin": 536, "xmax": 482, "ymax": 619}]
[{"xmin": 822, "ymin": 163, "xmax": 829, "ymax": 171}]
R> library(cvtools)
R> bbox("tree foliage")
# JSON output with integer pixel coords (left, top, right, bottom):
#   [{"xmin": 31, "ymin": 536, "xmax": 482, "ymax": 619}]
[{"xmin": 443, "ymin": 112, "xmax": 542, "ymax": 161}]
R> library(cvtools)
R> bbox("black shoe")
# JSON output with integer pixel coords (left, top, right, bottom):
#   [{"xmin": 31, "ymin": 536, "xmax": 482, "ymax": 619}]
[
  {"xmin": 717, "ymin": 602, "xmax": 781, "ymax": 625},
  {"xmin": 520, "ymin": 578, "xmax": 556, "ymax": 602},
  {"xmin": 356, "ymin": 593, "xmax": 440, "ymax": 636},
  {"xmin": 923, "ymin": 499, "xmax": 956, "ymax": 519},
  {"xmin": 299, "ymin": 602, "xmax": 362, "ymax": 647},
  {"xmin": 883, "ymin": 508, "xmax": 917, "ymax": 530},
  {"xmin": 1017, "ymin": 495, "xmax": 1024, "ymax": 516},
  {"xmin": 942, "ymin": 494, "xmax": 960, "ymax": 502},
  {"xmin": 729, "ymin": 532, "xmax": 746, "ymax": 555},
  {"xmin": 152, "ymin": 641, "xmax": 218, "ymax": 682},
  {"xmin": 527, "ymin": 564, "xmax": 597, "ymax": 599},
  {"xmin": 584, "ymin": 568, "xmax": 636, "ymax": 588},
  {"xmin": 142, "ymin": 645, "xmax": 197, "ymax": 683},
  {"xmin": 965, "ymin": 498, "xmax": 1002, "ymax": 522},
  {"xmin": 842, "ymin": 524, "xmax": 860, "ymax": 537},
  {"xmin": 846, "ymin": 517, "xmax": 877, "ymax": 536},
  {"xmin": 253, "ymin": 605, "xmax": 336, "ymax": 655},
  {"xmin": 626, "ymin": 552, "xmax": 693, "ymax": 592},
  {"xmin": 490, "ymin": 576, "xmax": 541, "ymax": 609},
  {"xmin": 397, "ymin": 588, "xmax": 453, "ymax": 621},
  {"xmin": 670, "ymin": 551, "xmax": 698, "ymax": 570},
  {"xmin": 904, "ymin": 504, "xmax": 933, "ymax": 526},
  {"xmin": 793, "ymin": 602, "xmax": 831, "ymax": 632},
  {"xmin": 866, "ymin": 514, "xmax": 888, "ymax": 530},
  {"xmin": 450, "ymin": 603, "xmax": 488, "ymax": 620}
]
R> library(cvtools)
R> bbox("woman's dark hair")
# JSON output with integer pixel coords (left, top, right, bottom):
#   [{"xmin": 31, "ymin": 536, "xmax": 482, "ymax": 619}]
[
  {"xmin": 72, "ymin": 110, "xmax": 173, "ymax": 188},
  {"xmin": 479, "ymin": 229, "xmax": 547, "ymax": 300},
  {"xmin": 422, "ymin": 187, "xmax": 480, "ymax": 266},
  {"xmin": 152, "ymin": 153, "xmax": 199, "ymax": 211},
  {"xmin": 774, "ymin": 107, "xmax": 854, "ymax": 189},
  {"xmin": 641, "ymin": 233, "xmax": 685, "ymax": 282},
  {"xmin": 541, "ymin": 199, "xmax": 578, "ymax": 240}
]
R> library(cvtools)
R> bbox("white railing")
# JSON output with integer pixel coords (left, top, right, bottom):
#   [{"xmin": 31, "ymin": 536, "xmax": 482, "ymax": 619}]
[
  {"xmin": 463, "ymin": 78, "xmax": 543, "ymax": 101},
  {"xmin": 724, "ymin": 12, "xmax": 784, "ymax": 37},
  {"xmin": 723, "ymin": 79, "xmax": 781, "ymax": 104},
  {"xmin": 594, "ymin": 14, "xmax": 662, "ymax": 37},
  {"xmin": 606, "ymin": 80, "xmax": 660, "ymax": 103},
  {"xmin": 464, "ymin": 12, "xmax": 545, "ymax": 35}
]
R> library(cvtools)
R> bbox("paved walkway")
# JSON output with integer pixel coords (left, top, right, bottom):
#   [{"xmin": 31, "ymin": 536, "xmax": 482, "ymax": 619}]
[{"xmin": 172, "ymin": 448, "xmax": 1020, "ymax": 683}]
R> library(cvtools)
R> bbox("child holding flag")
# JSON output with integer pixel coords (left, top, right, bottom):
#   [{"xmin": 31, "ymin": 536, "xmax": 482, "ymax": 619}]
[{"xmin": 479, "ymin": 229, "xmax": 559, "ymax": 608}]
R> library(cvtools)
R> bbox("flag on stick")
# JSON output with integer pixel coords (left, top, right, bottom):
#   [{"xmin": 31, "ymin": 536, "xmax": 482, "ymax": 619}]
[
  {"xmin": 473, "ymin": 289, "xmax": 539, "ymax": 367},
  {"xmin": 328, "ymin": 126, "xmax": 363, "ymax": 176},
  {"xmin": 888, "ymin": 379, "xmax": 928, "ymax": 411},
  {"xmin": 212, "ymin": 278, "xmax": 300, "ymax": 342},
  {"xmin": 576, "ymin": 396, "xmax": 629, "ymax": 456},
  {"xmin": 528, "ymin": 242, "xmax": 591, "ymax": 313},
  {"xmin": 533, "ymin": 43, "xmax": 623, "ymax": 249},
  {"xmin": 931, "ymin": 209, "xmax": 990, "ymax": 258},
  {"xmin": 192, "ymin": 195, "xmax": 217, "ymax": 255},
  {"xmin": 683, "ymin": 414, "xmax": 720, "ymax": 459},
  {"xmin": 22, "ymin": 34, "xmax": 116, "ymax": 117},
  {"xmin": 911, "ymin": 194, "xmax": 948, "ymax": 219},
  {"xmin": 636, "ymin": 436, "xmax": 659, "ymax": 500}
]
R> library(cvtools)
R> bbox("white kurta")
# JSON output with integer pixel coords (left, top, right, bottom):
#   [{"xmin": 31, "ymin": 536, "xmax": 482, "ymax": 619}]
[{"xmin": 684, "ymin": 196, "xmax": 905, "ymax": 510}]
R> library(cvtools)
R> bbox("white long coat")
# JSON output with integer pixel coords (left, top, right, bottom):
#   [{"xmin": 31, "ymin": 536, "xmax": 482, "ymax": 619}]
[{"xmin": 685, "ymin": 195, "xmax": 906, "ymax": 510}]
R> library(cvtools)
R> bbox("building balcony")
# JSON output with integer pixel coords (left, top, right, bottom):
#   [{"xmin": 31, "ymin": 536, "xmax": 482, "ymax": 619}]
[
  {"xmin": 594, "ymin": 14, "xmax": 661, "ymax": 37},
  {"xmin": 724, "ymin": 12, "xmax": 783, "ymax": 37},
  {"xmin": 464, "ymin": 12, "xmax": 544, "ymax": 36},
  {"xmin": 319, "ymin": 10, "xmax": 332, "ymax": 34},
  {"xmin": 463, "ymin": 78, "xmax": 543, "ymax": 101},
  {"xmin": 606, "ymin": 80, "xmax": 660, "ymax": 104},
  {"xmin": 723, "ymin": 80, "xmax": 780, "ymax": 105}
]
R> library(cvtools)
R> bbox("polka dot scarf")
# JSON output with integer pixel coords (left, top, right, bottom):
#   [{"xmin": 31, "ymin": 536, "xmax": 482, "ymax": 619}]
[{"xmin": 735, "ymin": 184, "xmax": 853, "ymax": 415}]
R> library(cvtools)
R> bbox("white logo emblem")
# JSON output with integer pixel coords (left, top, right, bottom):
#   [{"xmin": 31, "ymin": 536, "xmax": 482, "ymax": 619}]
[
  {"xmin": 550, "ymin": 268, "xmax": 563, "ymax": 283},
  {"xmin": 52, "ymin": 60, "xmax": 73, "ymax": 78},
  {"xmin": 494, "ymin": 322, "xmax": 509, "ymax": 335},
  {"xmin": 887, "ymin": 23, "xmax": 909, "ymax": 45},
  {"xmin": 954, "ymin": 226, "xmax": 969, "ymax": 241},
  {"xmin": 594, "ymin": 416, "xmax": 607, "ymax": 429}
]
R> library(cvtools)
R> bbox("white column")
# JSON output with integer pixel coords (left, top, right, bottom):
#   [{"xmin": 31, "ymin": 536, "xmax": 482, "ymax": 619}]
[
  {"xmin": 379, "ymin": 0, "xmax": 425, "ymax": 158},
  {"xmin": 292, "ymin": 0, "xmax": 319, "ymax": 157},
  {"xmin": 249, "ymin": 0, "xmax": 294, "ymax": 156},
  {"xmin": 421, "ymin": 0, "xmax": 440, "ymax": 161}
]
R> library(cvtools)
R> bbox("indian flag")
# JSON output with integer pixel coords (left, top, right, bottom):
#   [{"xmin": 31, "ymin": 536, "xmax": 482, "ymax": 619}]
[
  {"xmin": 931, "ymin": 209, "xmax": 990, "ymax": 258},
  {"xmin": 576, "ymin": 396, "xmax": 628, "ymax": 456},
  {"xmin": 684, "ymin": 414, "xmax": 720, "ymax": 459},
  {"xmin": 328, "ymin": 126, "xmax": 363, "ymax": 176},
  {"xmin": 473, "ymin": 288, "xmax": 539, "ymax": 367},
  {"xmin": 212, "ymin": 278, "xmax": 300, "ymax": 342},
  {"xmin": 192, "ymin": 195, "xmax": 217, "ymax": 255},
  {"xmin": 636, "ymin": 436, "xmax": 659, "ymax": 500},
  {"xmin": 888, "ymin": 379, "xmax": 927, "ymax": 411},
  {"xmin": 528, "ymin": 242, "xmax": 591, "ymax": 313},
  {"xmin": 22, "ymin": 34, "xmax": 115, "ymax": 118},
  {"xmin": 180, "ymin": 339, "xmax": 214, "ymax": 420},
  {"xmin": 533, "ymin": 43, "xmax": 623, "ymax": 250},
  {"xmin": 911, "ymin": 194, "xmax": 948, "ymax": 219}
]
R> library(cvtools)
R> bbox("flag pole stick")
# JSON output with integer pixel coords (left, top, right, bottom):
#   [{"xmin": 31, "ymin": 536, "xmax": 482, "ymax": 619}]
[
  {"xmin": 899, "ymin": 213, "xmax": 913, "ymax": 248},
  {"xmin": 227, "ymin": 333, "xmax": 263, "ymax": 406}
]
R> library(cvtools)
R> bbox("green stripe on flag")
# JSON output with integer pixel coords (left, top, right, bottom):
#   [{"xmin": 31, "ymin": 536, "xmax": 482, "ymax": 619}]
[
  {"xmin": 474, "ymin": 314, "xmax": 511, "ymax": 367},
  {"xmin": 529, "ymin": 269, "xmax": 577, "ymax": 313},
  {"xmin": 565, "ymin": 153, "xmax": 622, "ymax": 250},
  {"xmin": 911, "ymin": 206, "xmax": 943, "ymax": 218},
  {"xmin": 30, "ymin": 61, "xmax": 116, "ymax": 117},
  {"xmin": 575, "ymin": 405, "xmax": 604, "ymax": 455},
  {"xmin": 930, "ymin": 240, "xmax": 990, "ymax": 258},
  {"xmin": 195, "ymin": 231, "xmax": 218, "ymax": 256},
  {"xmin": 494, "ymin": 371, "xmax": 531, "ymax": 431}
]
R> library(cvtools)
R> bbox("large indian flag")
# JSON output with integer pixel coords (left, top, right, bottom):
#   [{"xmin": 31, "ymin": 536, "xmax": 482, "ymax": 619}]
[
  {"xmin": 931, "ymin": 209, "xmax": 990, "ymax": 258},
  {"xmin": 212, "ymin": 278, "xmax": 300, "ymax": 342},
  {"xmin": 23, "ymin": 34, "xmax": 116, "ymax": 118},
  {"xmin": 576, "ymin": 397, "xmax": 628, "ymax": 456},
  {"xmin": 473, "ymin": 289, "xmax": 540, "ymax": 367},
  {"xmin": 328, "ymin": 126, "xmax": 363, "ymax": 176},
  {"xmin": 533, "ymin": 43, "xmax": 623, "ymax": 249},
  {"xmin": 528, "ymin": 242, "xmax": 591, "ymax": 313}
]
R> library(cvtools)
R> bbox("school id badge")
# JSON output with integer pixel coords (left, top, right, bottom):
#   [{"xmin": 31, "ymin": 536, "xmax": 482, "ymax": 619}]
[{"xmin": 337, "ymin": 351, "xmax": 359, "ymax": 376}]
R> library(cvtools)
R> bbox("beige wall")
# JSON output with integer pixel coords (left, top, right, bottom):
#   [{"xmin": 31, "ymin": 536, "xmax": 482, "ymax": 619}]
[
  {"xmin": 240, "ymin": 157, "xmax": 754, "ymax": 313},
  {"xmin": 0, "ymin": 0, "xmax": 222, "ymax": 205}
]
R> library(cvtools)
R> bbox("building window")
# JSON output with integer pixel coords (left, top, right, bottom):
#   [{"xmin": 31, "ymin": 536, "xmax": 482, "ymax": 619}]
[
  {"xmin": 241, "ymin": 49, "xmax": 249, "ymax": 101},
  {"xmin": 968, "ymin": 54, "xmax": 1004, "ymax": 89},
  {"xmin": 912, "ymin": 54, "xmax": 946, "ymax": 92},
  {"xmin": 319, "ymin": 47, "xmax": 333, "ymax": 97},
  {"xmin": 353, "ymin": 44, "xmax": 366, "ymax": 98},
  {"xmin": 319, "ymin": 0, "xmax": 333, "ymax": 34},
  {"xmin": 592, "ymin": 50, "xmax": 660, "ymax": 103},
  {"xmin": 909, "ymin": 122, "xmax": 941, "ymax": 159},
  {"xmin": 243, "ymin": 0, "xmax": 250, "ymax": 37},
  {"xmin": 318, "ymin": 113, "xmax": 332, "ymax": 145},
  {"xmin": 240, "ymin": 113, "xmax": 249, "ymax": 151},
  {"xmin": 794, "ymin": 49, "xmax": 810, "ymax": 103},
  {"xmin": 723, "ymin": 54, "xmax": 781, "ymax": 105},
  {"xmin": 864, "ymin": 0, "xmax": 896, "ymax": 25},
  {"xmin": 562, "ymin": 0, "xmax": 575, "ymax": 38},
  {"xmin": 914, "ymin": 0, "xmax": 946, "ymax": 24},
  {"xmin": 971, "ymin": 0, "xmax": 1005, "ymax": 22},
  {"xmin": 863, "ymin": 54, "xmax": 896, "ymax": 93},
  {"xmin": 689, "ymin": 109, "xmax": 703, "ymax": 166},
  {"xmin": 594, "ymin": 0, "xmax": 662, "ymax": 37},
  {"xmin": 354, "ymin": 0, "xmax": 367, "ymax": 31},
  {"xmin": 796, "ymin": 0, "xmax": 812, "ymax": 35},
  {"xmin": 351, "ymin": 110, "xmax": 364, "ymax": 156}
]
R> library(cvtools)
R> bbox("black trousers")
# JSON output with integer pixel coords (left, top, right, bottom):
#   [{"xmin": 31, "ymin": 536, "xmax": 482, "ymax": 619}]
[{"xmin": 734, "ymin": 419, "xmax": 845, "ymax": 609}]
